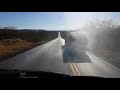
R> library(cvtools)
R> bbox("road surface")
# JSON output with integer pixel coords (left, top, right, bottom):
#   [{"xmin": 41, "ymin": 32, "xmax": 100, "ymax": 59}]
[{"xmin": 0, "ymin": 35, "xmax": 120, "ymax": 78}]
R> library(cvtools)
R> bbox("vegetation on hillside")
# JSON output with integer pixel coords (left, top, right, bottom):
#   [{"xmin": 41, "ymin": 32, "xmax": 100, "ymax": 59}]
[
  {"xmin": 0, "ymin": 27, "xmax": 67, "ymax": 42},
  {"xmin": 0, "ymin": 26, "xmax": 67, "ymax": 61},
  {"xmin": 82, "ymin": 19, "xmax": 120, "ymax": 67},
  {"xmin": 0, "ymin": 38, "xmax": 34, "ymax": 61}
]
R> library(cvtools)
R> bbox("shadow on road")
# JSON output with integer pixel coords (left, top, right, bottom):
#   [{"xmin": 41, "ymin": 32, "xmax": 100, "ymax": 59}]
[{"xmin": 62, "ymin": 46, "xmax": 92, "ymax": 63}]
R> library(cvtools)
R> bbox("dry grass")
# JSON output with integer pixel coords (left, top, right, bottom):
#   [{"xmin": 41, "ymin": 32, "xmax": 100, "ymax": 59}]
[{"xmin": 0, "ymin": 38, "xmax": 34, "ymax": 61}]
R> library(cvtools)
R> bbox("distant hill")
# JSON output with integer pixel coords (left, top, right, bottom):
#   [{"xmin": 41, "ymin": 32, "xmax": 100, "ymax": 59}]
[
  {"xmin": 18, "ymin": 29, "xmax": 47, "ymax": 32},
  {"xmin": 0, "ymin": 29, "xmax": 67, "ymax": 42}
]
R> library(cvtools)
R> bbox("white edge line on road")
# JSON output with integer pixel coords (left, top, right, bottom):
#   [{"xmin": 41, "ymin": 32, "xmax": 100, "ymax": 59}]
[{"xmin": 86, "ymin": 51, "xmax": 120, "ymax": 71}]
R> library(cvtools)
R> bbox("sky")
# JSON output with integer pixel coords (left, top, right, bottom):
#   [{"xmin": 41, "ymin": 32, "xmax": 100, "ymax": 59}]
[{"xmin": 0, "ymin": 12, "xmax": 120, "ymax": 30}]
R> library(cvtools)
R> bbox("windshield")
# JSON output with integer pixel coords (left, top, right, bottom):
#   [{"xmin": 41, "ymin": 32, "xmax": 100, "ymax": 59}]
[{"xmin": 0, "ymin": 12, "xmax": 120, "ymax": 78}]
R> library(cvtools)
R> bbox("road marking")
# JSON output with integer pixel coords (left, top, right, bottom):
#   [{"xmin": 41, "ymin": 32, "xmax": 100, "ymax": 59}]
[
  {"xmin": 69, "ymin": 63, "xmax": 77, "ymax": 75},
  {"xmin": 72, "ymin": 63, "xmax": 81, "ymax": 75},
  {"xmin": 69, "ymin": 63, "xmax": 80, "ymax": 76},
  {"xmin": 86, "ymin": 51, "xmax": 120, "ymax": 71}
]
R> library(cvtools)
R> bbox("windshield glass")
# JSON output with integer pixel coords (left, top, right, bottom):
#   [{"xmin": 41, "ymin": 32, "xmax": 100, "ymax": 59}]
[{"xmin": 0, "ymin": 12, "xmax": 120, "ymax": 78}]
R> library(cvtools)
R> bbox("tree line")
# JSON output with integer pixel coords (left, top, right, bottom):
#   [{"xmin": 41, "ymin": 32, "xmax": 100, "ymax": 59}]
[
  {"xmin": 0, "ymin": 26, "xmax": 67, "ymax": 42},
  {"xmin": 0, "ymin": 26, "xmax": 18, "ymax": 30}
]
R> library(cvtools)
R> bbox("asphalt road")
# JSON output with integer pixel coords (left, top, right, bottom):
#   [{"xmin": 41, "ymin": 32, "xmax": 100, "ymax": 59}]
[
  {"xmin": 0, "ymin": 37, "xmax": 73, "ymax": 75},
  {"xmin": 0, "ymin": 36, "xmax": 120, "ymax": 78}
]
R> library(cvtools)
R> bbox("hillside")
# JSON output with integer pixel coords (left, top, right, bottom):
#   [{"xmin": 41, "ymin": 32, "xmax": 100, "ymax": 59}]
[
  {"xmin": 0, "ymin": 29, "xmax": 67, "ymax": 61},
  {"xmin": 0, "ymin": 29, "xmax": 67, "ymax": 42},
  {"xmin": 0, "ymin": 38, "xmax": 34, "ymax": 61}
]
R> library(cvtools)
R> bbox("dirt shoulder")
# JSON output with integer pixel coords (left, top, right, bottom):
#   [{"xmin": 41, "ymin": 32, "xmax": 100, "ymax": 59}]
[{"xmin": 0, "ymin": 38, "xmax": 38, "ymax": 62}]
